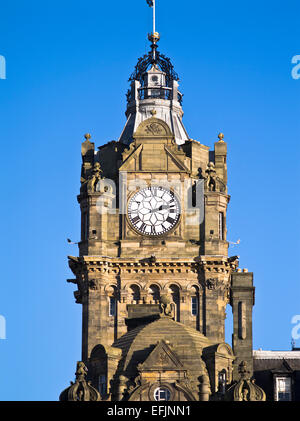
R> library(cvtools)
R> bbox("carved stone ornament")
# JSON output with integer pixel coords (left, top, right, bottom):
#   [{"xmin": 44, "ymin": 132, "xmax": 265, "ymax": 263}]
[
  {"xmin": 59, "ymin": 361, "xmax": 101, "ymax": 401},
  {"xmin": 158, "ymin": 352, "xmax": 170, "ymax": 365},
  {"xmin": 224, "ymin": 361, "xmax": 266, "ymax": 401},
  {"xmin": 144, "ymin": 122, "xmax": 164, "ymax": 135},
  {"xmin": 88, "ymin": 279, "xmax": 98, "ymax": 290},
  {"xmin": 204, "ymin": 162, "xmax": 226, "ymax": 193},
  {"xmin": 205, "ymin": 278, "xmax": 225, "ymax": 291},
  {"xmin": 159, "ymin": 294, "xmax": 175, "ymax": 318},
  {"xmin": 133, "ymin": 117, "xmax": 173, "ymax": 139},
  {"xmin": 80, "ymin": 162, "xmax": 103, "ymax": 193}
]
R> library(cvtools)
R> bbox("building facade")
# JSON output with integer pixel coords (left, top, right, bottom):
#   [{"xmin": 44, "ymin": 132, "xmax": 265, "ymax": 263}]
[
  {"xmin": 60, "ymin": 29, "xmax": 266, "ymax": 402},
  {"xmin": 253, "ymin": 349, "xmax": 300, "ymax": 401}
]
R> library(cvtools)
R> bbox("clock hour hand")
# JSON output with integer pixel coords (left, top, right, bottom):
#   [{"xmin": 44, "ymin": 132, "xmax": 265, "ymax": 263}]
[{"xmin": 151, "ymin": 204, "xmax": 169, "ymax": 213}]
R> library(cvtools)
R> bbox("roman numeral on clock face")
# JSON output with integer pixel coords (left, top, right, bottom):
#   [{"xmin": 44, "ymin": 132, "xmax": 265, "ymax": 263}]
[
  {"xmin": 150, "ymin": 225, "xmax": 156, "ymax": 235},
  {"xmin": 166, "ymin": 216, "xmax": 175, "ymax": 224},
  {"xmin": 140, "ymin": 222, "xmax": 146, "ymax": 232},
  {"xmin": 131, "ymin": 215, "xmax": 140, "ymax": 224}
]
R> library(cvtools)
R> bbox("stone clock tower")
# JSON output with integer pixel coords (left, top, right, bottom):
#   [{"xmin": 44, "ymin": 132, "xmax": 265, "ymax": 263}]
[{"xmin": 60, "ymin": 30, "xmax": 265, "ymax": 402}]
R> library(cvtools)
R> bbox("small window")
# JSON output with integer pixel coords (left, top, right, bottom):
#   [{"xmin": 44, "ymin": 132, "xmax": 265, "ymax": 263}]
[
  {"xmin": 154, "ymin": 387, "xmax": 171, "ymax": 401},
  {"xmin": 98, "ymin": 375, "xmax": 107, "ymax": 397},
  {"xmin": 109, "ymin": 297, "xmax": 116, "ymax": 316},
  {"xmin": 191, "ymin": 296, "xmax": 198, "ymax": 316},
  {"xmin": 276, "ymin": 377, "xmax": 291, "ymax": 401},
  {"xmin": 218, "ymin": 370, "xmax": 227, "ymax": 394}
]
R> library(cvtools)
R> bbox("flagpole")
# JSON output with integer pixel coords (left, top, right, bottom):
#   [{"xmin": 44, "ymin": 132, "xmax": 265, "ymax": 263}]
[{"xmin": 153, "ymin": 0, "xmax": 156, "ymax": 33}]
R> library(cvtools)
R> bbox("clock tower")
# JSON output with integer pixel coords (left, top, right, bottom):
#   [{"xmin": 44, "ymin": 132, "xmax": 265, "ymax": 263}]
[{"xmin": 60, "ymin": 28, "xmax": 265, "ymax": 402}]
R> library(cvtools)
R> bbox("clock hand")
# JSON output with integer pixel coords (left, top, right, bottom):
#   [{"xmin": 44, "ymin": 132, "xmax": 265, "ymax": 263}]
[{"xmin": 151, "ymin": 204, "xmax": 169, "ymax": 213}]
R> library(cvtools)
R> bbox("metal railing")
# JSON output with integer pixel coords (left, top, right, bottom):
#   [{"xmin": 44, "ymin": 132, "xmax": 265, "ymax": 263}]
[{"xmin": 137, "ymin": 87, "xmax": 183, "ymax": 105}]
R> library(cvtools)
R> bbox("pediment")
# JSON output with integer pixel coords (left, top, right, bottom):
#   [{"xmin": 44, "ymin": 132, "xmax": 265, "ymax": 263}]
[
  {"xmin": 119, "ymin": 141, "xmax": 190, "ymax": 173},
  {"xmin": 216, "ymin": 343, "xmax": 234, "ymax": 357},
  {"xmin": 134, "ymin": 117, "xmax": 174, "ymax": 139},
  {"xmin": 119, "ymin": 144, "xmax": 143, "ymax": 171},
  {"xmin": 164, "ymin": 145, "xmax": 190, "ymax": 172},
  {"xmin": 139, "ymin": 340, "xmax": 184, "ymax": 371},
  {"xmin": 271, "ymin": 359, "xmax": 294, "ymax": 373}
]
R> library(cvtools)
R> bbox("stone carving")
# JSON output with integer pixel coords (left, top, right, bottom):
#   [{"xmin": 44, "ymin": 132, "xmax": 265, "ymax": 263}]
[
  {"xmin": 80, "ymin": 162, "xmax": 102, "ymax": 193},
  {"xmin": 205, "ymin": 278, "xmax": 218, "ymax": 290},
  {"xmin": 59, "ymin": 361, "xmax": 101, "ymax": 401},
  {"xmin": 74, "ymin": 290, "xmax": 82, "ymax": 304},
  {"xmin": 158, "ymin": 352, "xmax": 170, "ymax": 365},
  {"xmin": 218, "ymin": 132, "xmax": 225, "ymax": 142},
  {"xmin": 88, "ymin": 279, "xmax": 98, "ymax": 290},
  {"xmin": 159, "ymin": 294, "xmax": 175, "ymax": 318},
  {"xmin": 205, "ymin": 278, "xmax": 225, "ymax": 291},
  {"xmin": 88, "ymin": 162, "xmax": 102, "ymax": 192},
  {"xmin": 224, "ymin": 361, "xmax": 266, "ymax": 401},
  {"xmin": 76, "ymin": 361, "xmax": 87, "ymax": 381},
  {"xmin": 144, "ymin": 122, "xmax": 164, "ymax": 135},
  {"xmin": 204, "ymin": 162, "xmax": 226, "ymax": 193}
]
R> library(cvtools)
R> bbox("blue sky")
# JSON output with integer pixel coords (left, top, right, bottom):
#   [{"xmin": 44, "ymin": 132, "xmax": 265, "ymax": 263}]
[{"xmin": 0, "ymin": 0, "xmax": 299, "ymax": 400}]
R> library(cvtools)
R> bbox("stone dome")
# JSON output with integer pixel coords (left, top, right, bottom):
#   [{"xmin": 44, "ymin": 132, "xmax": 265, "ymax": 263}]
[{"xmin": 112, "ymin": 316, "xmax": 213, "ymax": 387}]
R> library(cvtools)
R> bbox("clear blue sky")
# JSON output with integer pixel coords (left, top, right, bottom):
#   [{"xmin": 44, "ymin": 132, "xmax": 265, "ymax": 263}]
[{"xmin": 0, "ymin": 0, "xmax": 299, "ymax": 401}]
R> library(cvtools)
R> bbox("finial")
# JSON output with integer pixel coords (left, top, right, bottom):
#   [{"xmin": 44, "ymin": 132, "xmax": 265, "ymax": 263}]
[
  {"xmin": 148, "ymin": 32, "xmax": 160, "ymax": 44},
  {"xmin": 148, "ymin": 32, "xmax": 160, "ymax": 62},
  {"xmin": 150, "ymin": 109, "xmax": 157, "ymax": 117},
  {"xmin": 218, "ymin": 133, "xmax": 225, "ymax": 142},
  {"xmin": 84, "ymin": 133, "xmax": 91, "ymax": 140}
]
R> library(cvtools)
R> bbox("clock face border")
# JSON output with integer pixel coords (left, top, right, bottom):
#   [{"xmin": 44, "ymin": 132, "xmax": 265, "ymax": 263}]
[{"xmin": 126, "ymin": 186, "xmax": 181, "ymax": 237}]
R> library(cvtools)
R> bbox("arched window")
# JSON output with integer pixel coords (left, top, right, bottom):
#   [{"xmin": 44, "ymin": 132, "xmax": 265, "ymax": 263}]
[
  {"xmin": 218, "ymin": 370, "xmax": 227, "ymax": 394},
  {"xmin": 149, "ymin": 285, "xmax": 160, "ymax": 303},
  {"xmin": 129, "ymin": 285, "xmax": 140, "ymax": 303}
]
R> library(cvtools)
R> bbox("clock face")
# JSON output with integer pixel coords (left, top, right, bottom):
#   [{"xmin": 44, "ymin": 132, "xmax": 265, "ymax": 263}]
[{"xmin": 128, "ymin": 187, "xmax": 180, "ymax": 236}]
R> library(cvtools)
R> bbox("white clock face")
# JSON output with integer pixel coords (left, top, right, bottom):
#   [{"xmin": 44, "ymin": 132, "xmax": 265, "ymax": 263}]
[{"xmin": 128, "ymin": 187, "xmax": 180, "ymax": 236}]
